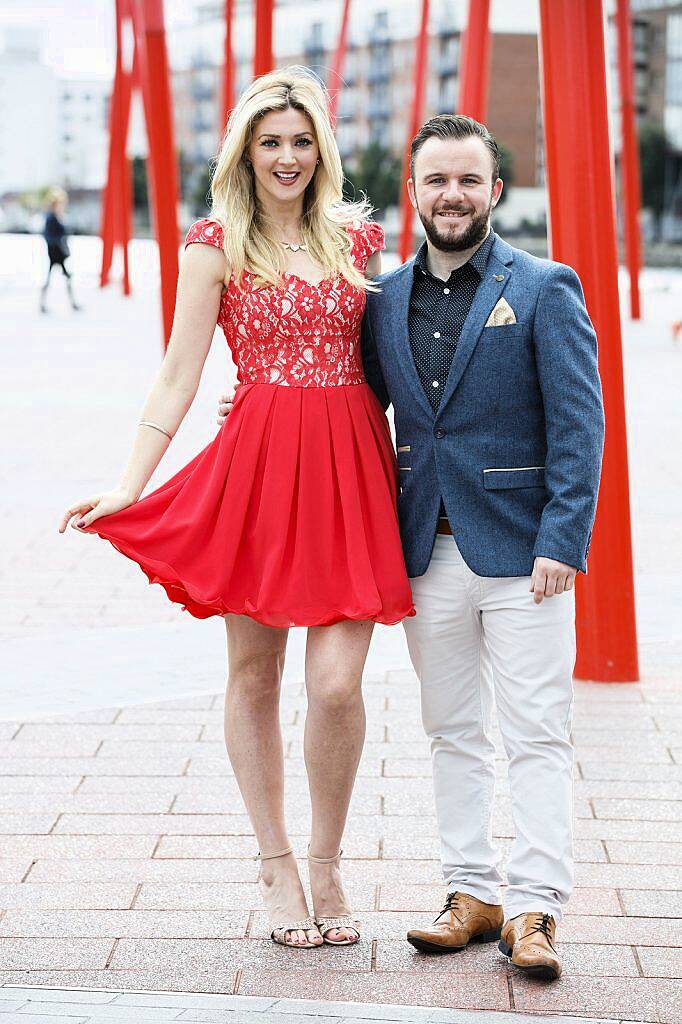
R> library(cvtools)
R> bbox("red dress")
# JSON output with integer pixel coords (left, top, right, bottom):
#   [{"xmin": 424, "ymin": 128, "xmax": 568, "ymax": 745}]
[{"xmin": 85, "ymin": 218, "xmax": 415, "ymax": 628}]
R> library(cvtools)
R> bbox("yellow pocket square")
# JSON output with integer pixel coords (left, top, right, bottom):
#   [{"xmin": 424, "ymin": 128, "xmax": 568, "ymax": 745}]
[{"xmin": 485, "ymin": 297, "xmax": 517, "ymax": 327}]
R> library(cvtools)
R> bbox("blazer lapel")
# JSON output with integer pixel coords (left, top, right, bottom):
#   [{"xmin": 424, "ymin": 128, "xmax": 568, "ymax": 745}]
[
  {"xmin": 386, "ymin": 261, "xmax": 435, "ymax": 419},
  {"xmin": 437, "ymin": 240, "xmax": 515, "ymax": 413}
]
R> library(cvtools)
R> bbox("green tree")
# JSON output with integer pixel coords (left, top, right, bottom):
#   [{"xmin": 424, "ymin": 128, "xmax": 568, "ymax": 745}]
[
  {"xmin": 179, "ymin": 149, "xmax": 195, "ymax": 205},
  {"xmin": 638, "ymin": 120, "xmax": 667, "ymax": 223},
  {"xmin": 132, "ymin": 155, "xmax": 149, "ymax": 212},
  {"xmin": 193, "ymin": 163, "xmax": 214, "ymax": 216},
  {"xmin": 343, "ymin": 142, "xmax": 403, "ymax": 215}
]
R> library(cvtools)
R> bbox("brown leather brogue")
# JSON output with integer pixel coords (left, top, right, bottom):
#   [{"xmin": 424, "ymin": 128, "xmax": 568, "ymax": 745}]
[
  {"xmin": 499, "ymin": 912, "xmax": 562, "ymax": 980},
  {"xmin": 406, "ymin": 891, "xmax": 504, "ymax": 954}
]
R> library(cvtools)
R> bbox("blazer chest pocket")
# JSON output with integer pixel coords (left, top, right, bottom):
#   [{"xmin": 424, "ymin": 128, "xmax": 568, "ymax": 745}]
[
  {"xmin": 481, "ymin": 322, "xmax": 526, "ymax": 338},
  {"xmin": 483, "ymin": 466, "xmax": 545, "ymax": 489}
]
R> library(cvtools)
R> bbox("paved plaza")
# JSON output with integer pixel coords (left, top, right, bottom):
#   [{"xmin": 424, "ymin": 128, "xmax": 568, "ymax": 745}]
[{"xmin": 0, "ymin": 236, "xmax": 681, "ymax": 1022}]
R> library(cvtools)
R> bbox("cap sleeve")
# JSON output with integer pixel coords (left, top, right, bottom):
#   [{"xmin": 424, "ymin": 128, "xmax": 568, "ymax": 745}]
[
  {"xmin": 184, "ymin": 218, "xmax": 225, "ymax": 250},
  {"xmin": 348, "ymin": 219, "xmax": 385, "ymax": 271}
]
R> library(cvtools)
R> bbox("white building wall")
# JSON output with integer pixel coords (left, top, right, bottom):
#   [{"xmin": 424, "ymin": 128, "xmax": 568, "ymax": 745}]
[
  {"xmin": 0, "ymin": 26, "xmax": 110, "ymax": 196},
  {"xmin": 58, "ymin": 79, "xmax": 109, "ymax": 190},
  {"xmin": 0, "ymin": 56, "xmax": 59, "ymax": 194}
]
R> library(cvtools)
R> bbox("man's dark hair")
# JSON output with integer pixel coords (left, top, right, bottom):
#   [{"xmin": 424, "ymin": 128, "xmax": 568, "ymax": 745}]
[{"xmin": 410, "ymin": 114, "xmax": 501, "ymax": 182}]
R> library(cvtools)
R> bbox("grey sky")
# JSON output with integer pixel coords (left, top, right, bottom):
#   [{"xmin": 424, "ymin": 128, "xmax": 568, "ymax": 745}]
[
  {"xmin": 1, "ymin": 0, "xmax": 540, "ymax": 79},
  {"xmin": 0, "ymin": 0, "xmax": 191, "ymax": 76}
]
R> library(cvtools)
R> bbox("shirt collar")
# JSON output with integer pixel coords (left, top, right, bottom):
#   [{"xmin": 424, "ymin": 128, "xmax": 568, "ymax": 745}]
[{"xmin": 413, "ymin": 229, "xmax": 495, "ymax": 283}]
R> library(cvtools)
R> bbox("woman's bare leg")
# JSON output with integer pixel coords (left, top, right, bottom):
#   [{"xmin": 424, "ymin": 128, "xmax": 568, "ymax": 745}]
[
  {"xmin": 223, "ymin": 613, "xmax": 321, "ymax": 946},
  {"xmin": 304, "ymin": 619, "xmax": 374, "ymax": 942}
]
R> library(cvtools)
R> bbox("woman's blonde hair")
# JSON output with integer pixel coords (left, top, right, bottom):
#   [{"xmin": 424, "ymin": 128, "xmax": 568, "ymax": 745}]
[
  {"xmin": 47, "ymin": 186, "xmax": 67, "ymax": 207},
  {"xmin": 210, "ymin": 66, "xmax": 374, "ymax": 291}
]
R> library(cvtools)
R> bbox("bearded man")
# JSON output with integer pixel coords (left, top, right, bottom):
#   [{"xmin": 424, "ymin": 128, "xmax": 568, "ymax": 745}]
[{"xmin": 360, "ymin": 114, "xmax": 605, "ymax": 981}]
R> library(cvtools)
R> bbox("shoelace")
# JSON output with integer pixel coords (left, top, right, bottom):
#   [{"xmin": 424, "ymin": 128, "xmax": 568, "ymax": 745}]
[
  {"xmin": 434, "ymin": 891, "xmax": 465, "ymax": 925},
  {"xmin": 523, "ymin": 912, "xmax": 557, "ymax": 950}
]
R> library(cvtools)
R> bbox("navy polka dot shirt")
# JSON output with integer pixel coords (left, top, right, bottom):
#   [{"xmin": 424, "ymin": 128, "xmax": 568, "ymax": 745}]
[{"xmin": 408, "ymin": 230, "xmax": 495, "ymax": 413}]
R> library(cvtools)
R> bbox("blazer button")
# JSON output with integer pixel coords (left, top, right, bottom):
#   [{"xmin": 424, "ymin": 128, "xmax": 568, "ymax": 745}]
[{"xmin": 435, "ymin": 428, "xmax": 446, "ymax": 439}]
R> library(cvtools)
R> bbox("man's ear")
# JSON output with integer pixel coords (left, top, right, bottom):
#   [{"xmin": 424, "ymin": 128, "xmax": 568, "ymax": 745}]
[
  {"xmin": 406, "ymin": 177, "xmax": 418, "ymax": 211},
  {"xmin": 491, "ymin": 178, "xmax": 504, "ymax": 209}
]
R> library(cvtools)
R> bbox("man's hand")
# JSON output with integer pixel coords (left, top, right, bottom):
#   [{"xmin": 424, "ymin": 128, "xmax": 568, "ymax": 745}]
[
  {"xmin": 217, "ymin": 390, "xmax": 235, "ymax": 426},
  {"xmin": 530, "ymin": 557, "xmax": 577, "ymax": 605}
]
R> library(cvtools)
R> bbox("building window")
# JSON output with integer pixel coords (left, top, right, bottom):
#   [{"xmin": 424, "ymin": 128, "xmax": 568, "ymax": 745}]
[
  {"xmin": 439, "ymin": 74, "xmax": 457, "ymax": 111},
  {"xmin": 339, "ymin": 87, "xmax": 357, "ymax": 118},
  {"xmin": 665, "ymin": 103, "xmax": 682, "ymax": 149},
  {"xmin": 309, "ymin": 22, "xmax": 323, "ymax": 48},
  {"xmin": 440, "ymin": 33, "xmax": 459, "ymax": 68},
  {"xmin": 666, "ymin": 58, "xmax": 682, "ymax": 103},
  {"xmin": 633, "ymin": 20, "xmax": 648, "ymax": 64},
  {"xmin": 369, "ymin": 118, "xmax": 389, "ymax": 147},
  {"xmin": 635, "ymin": 67, "xmax": 648, "ymax": 96},
  {"xmin": 370, "ymin": 10, "xmax": 389, "ymax": 42},
  {"xmin": 667, "ymin": 13, "xmax": 682, "ymax": 59}
]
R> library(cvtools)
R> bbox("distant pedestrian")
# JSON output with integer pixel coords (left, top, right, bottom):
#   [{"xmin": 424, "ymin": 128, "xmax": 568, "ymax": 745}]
[{"xmin": 40, "ymin": 187, "xmax": 81, "ymax": 313}]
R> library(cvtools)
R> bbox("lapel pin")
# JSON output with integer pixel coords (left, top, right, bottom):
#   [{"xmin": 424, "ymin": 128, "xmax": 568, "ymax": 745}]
[{"xmin": 494, "ymin": 274, "xmax": 505, "ymax": 282}]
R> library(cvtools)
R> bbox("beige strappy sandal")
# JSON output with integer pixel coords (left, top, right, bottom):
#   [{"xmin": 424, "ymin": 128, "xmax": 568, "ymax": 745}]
[
  {"xmin": 257, "ymin": 846, "xmax": 322, "ymax": 949},
  {"xmin": 307, "ymin": 848, "xmax": 360, "ymax": 946}
]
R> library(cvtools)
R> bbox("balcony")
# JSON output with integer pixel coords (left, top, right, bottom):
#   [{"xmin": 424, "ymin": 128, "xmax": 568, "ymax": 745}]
[
  {"xmin": 190, "ymin": 53, "xmax": 213, "ymax": 72},
  {"xmin": 191, "ymin": 82, "xmax": 215, "ymax": 102},
  {"xmin": 369, "ymin": 14, "xmax": 390, "ymax": 44},
  {"xmin": 367, "ymin": 64, "xmax": 391, "ymax": 84},
  {"xmin": 438, "ymin": 54, "xmax": 457, "ymax": 77},
  {"xmin": 367, "ymin": 101, "xmax": 390, "ymax": 121},
  {"xmin": 192, "ymin": 116, "xmax": 215, "ymax": 135},
  {"xmin": 303, "ymin": 39, "xmax": 326, "ymax": 71}
]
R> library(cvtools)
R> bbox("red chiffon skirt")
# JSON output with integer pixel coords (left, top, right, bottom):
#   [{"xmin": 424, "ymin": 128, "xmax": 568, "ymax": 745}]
[{"xmin": 86, "ymin": 382, "xmax": 415, "ymax": 627}]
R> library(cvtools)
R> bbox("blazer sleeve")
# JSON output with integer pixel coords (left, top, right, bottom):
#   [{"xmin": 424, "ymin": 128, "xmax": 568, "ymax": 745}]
[
  {"xmin": 531, "ymin": 263, "xmax": 605, "ymax": 572},
  {"xmin": 361, "ymin": 297, "xmax": 390, "ymax": 411}
]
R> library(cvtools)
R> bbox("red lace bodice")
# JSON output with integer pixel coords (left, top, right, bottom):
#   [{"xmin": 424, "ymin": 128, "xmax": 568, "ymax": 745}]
[{"xmin": 184, "ymin": 217, "xmax": 385, "ymax": 387}]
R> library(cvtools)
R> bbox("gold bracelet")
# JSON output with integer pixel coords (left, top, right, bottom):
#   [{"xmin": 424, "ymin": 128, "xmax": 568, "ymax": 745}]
[{"xmin": 139, "ymin": 419, "xmax": 173, "ymax": 441}]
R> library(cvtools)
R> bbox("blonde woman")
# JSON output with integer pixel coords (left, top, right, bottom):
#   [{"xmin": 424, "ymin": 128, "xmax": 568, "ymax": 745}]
[{"xmin": 60, "ymin": 68, "xmax": 413, "ymax": 949}]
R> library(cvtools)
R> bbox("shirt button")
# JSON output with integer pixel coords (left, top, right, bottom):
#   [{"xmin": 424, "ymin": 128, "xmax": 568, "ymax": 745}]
[
  {"xmin": 432, "ymin": 380, "xmax": 440, "ymax": 388},
  {"xmin": 434, "ymin": 331, "xmax": 441, "ymax": 338},
  {"xmin": 443, "ymin": 288, "xmax": 450, "ymax": 294},
  {"xmin": 435, "ymin": 428, "xmax": 446, "ymax": 438}
]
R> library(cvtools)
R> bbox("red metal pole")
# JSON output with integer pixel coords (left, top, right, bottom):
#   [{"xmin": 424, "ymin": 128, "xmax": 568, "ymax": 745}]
[
  {"xmin": 117, "ymin": 1, "xmax": 136, "ymax": 297},
  {"xmin": 100, "ymin": 0, "xmax": 134, "ymax": 295},
  {"xmin": 538, "ymin": 0, "xmax": 639, "ymax": 682},
  {"xmin": 399, "ymin": 0, "xmax": 430, "ymax": 263},
  {"xmin": 458, "ymin": 0, "xmax": 491, "ymax": 122},
  {"xmin": 133, "ymin": 0, "xmax": 180, "ymax": 349},
  {"xmin": 99, "ymin": 86, "xmax": 118, "ymax": 288},
  {"xmin": 254, "ymin": 0, "xmax": 274, "ymax": 78},
  {"xmin": 120, "ymin": 154, "xmax": 132, "ymax": 296},
  {"xmin": 616, "ymin": 0, "xmax": 643, "ymax": 320},
  {"xmin": 221, "ymin": 0, "xmax": 235, "ymax": 130},
  {"xmin": 100, "ymin": 0, "xmax": 124, "ymax": 288},
  {"xmin": 329, "ymin": 0, "xmax": 352, "ymax": 125}
]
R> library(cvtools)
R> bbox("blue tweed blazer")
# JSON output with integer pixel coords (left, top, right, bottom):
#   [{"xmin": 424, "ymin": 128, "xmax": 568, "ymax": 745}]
[{"xmin": 361, "ymin": 233, "xmax": 605, "ymax": 578}]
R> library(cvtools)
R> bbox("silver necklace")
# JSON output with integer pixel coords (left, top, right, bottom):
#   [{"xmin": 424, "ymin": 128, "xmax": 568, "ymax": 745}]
[{"xmin": 280, "ymin": 240, "xmax": 307, "ymax": 252}]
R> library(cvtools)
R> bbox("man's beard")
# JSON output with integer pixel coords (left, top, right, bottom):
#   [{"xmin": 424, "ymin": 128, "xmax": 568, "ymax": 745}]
[{"xmin": 417, "ymin": 197, "xmax": 492, "ymax": 253}]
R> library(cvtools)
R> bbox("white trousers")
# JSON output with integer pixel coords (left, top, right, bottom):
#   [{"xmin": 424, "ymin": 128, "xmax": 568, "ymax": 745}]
[{"xmin": 403, "ymin": 534, "xmax": 576, "ymax": 923}]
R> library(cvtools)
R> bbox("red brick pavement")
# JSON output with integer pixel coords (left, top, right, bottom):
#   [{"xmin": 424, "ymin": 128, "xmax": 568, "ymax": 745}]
[{"xmin": 0, "ymin": 675, "xmax": 680, "ymax": 1023}]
